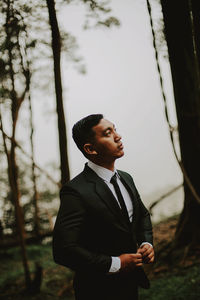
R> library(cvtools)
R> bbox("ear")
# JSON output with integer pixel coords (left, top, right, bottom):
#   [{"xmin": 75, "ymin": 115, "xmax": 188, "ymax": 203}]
[{"xmin": 83, "ymin": 143, "xmax": 97, "ymax": 156}]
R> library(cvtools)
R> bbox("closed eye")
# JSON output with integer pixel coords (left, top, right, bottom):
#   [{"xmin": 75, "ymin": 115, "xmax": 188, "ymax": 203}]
[
  {"xmin": 104, "ymin": 130, "xmax": 112, "ymax": 136},
  {"xmin": 103, "ymin": 124, "xmax": 117, "ymax": 137}
]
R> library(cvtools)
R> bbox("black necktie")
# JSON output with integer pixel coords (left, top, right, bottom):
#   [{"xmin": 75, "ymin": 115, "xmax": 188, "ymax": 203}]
[{"xmin": 110, "ymin": 173, "xmax": 130, "ymax": 222}]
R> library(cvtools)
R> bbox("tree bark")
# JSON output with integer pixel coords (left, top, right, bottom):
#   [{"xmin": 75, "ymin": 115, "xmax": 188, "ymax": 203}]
[
  {"xmin": 160, "ymin": 0, "xmax": 200, "ymax": 247},
  {"xmin": 3, "ymin": 0, "xmax": 32, "ymax": 288},
  {"xmin": 46, "ymin": 0, "xmax": 70, "ymax": 185},
  {"xmin": 28, "ymin": 92, "xmax": 40, "ymax": 237}
]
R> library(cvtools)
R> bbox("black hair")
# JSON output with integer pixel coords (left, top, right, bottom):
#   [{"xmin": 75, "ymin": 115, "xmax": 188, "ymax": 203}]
[{"xmin": 72, "ymin": 114, "xmax": 104, "ymax": 157}]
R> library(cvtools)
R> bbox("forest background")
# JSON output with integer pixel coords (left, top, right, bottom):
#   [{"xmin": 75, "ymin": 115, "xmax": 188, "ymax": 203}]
[{"xmin": 0, "ymin": 0, "xmax": 200, "ymax": 299}]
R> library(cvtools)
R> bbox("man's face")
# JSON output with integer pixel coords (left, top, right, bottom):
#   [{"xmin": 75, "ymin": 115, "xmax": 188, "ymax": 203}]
[{"xmin": 91, "ymin": 118, "xmax": 124, "ymax": 162}]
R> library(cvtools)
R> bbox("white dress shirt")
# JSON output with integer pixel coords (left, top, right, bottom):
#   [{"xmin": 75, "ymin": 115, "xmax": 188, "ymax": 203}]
[
  {"xmin": 87, "ymin": 160, "xmax": 133, "ymax": 220},
  {"xmin": 87, "ymin": 161, "xmax": 152, "ymax": 273}
]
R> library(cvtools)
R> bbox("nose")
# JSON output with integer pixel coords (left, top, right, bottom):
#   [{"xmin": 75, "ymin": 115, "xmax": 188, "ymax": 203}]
[{"xmin": 114, "ymin": 131, "xmax": 122, "ymax": 141}]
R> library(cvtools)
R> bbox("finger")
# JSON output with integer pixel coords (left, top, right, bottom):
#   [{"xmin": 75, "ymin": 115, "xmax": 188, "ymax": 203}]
[
  {"xmin": 132, "ymin": 253, "xmax": 142, "ymax": 258},
  {"xmin": 132, "ymin": 258, "xmax": 143, "ymax": 265},
  {"xmin": 137, "ymin": 248, "xmax": 145, "ymax": 254},
  {"xmin": 144, "ymin": 254, "xmax": 155, "ymax": 264},
  {"xmin": 142, "ymin": 247, "xmax": 154, "ymax": 258},
  {"xmin": 148, "ymin": 252, "xmax": 154, "ymax": 259},
  {"xmin": 141, "ymin": 245, "xmax": 152, "ymax": 252},
  {"xmin": 143, "ymin": 253, "xmax": 152, "ymax": 263},
  {"xmin": 138, "ymin": 245, "xmax": 149, "ymax": 252},
  {"xmin": 141, "ymin": 249, "xmax": 151, "ymax": 258},
  {"xmin": 131, "ymin": 258, "xmax": 142, "ymax": 266},
  {"xmin": 144, "ymin": 250, "xmax": 154, "ymax": 258},
  {"xmin": 147, "ymin": 257, "xmax": 154, "ymax": 264},
  {"xmin": 141, "ymin": 244, "xmax": 150, "ymax": 250},
  {"xmin": 144, "ymin": 252, "xmax": 154, "ymax": 260},
  {"xmin": 135, "ymin": 262, "xmax": 143, "ymax": 267}
]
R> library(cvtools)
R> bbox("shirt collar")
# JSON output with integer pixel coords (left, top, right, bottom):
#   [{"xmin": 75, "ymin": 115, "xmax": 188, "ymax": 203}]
[{"xmin": 87, "ymin": 160, "xmax": 118, "ymax": 183}]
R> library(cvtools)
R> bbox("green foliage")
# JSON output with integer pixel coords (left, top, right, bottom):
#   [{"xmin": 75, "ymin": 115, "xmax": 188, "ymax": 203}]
[
  {"xmin": 1, "ymin": 243, "xmax": 200, "ymax": 300},
  {"xmin": 0, "ymin": 243, "xmax": 74, "ymax": 299},
  {"xmin": 139, "ymin": 264, "xmax": 200, "ymax": 300}
]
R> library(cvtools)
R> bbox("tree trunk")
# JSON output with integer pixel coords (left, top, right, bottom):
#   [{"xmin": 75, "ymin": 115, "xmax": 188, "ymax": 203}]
[
  {"xmin": 1, "ymin": 103, "xmax": 31, "ymax": 290},
  {"xmin": 10, "ymin": 138, "xmax": 32, "ymax": 289},
  {"xmin": 160, "ymin": 0, "xmax": 200, "ymax": 247},
  {"xmin": 28, "ymin": 92, "xmax": 40, "ymax": 237},
  {"xmin": 46, "ymin": 0, "xmax": 70, "ymax": 185},
  {"xmin": 4, "ymin": 0, "xmax": 31, "ymax": 288}
]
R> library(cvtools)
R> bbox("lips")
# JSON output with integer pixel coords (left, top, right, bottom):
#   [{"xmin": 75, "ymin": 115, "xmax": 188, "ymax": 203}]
[{"xmin": 118, "ymin": 143, "xmax": 124, "ymax": 150}]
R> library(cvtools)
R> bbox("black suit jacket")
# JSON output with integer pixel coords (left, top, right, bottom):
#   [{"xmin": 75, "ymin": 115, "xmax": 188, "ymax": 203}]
[{"xmin": 53, "ymin": 164, "xmax": 153, "ymax": 299}]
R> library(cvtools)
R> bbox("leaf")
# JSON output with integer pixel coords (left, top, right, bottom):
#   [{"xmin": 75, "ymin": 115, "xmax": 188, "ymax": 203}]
[{"xmin": 97, "ymin": 16, "xmax": 120, "ymax": 28}]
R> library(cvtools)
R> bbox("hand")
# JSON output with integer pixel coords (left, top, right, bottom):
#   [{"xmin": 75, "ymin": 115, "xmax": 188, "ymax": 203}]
[
  {"xmin": 119, "ymin": 253, "xmax": 143, "ymax": 272},
  {"xmin": 137, "ymin": 244, "xmax": 154, "ymax": 264}
]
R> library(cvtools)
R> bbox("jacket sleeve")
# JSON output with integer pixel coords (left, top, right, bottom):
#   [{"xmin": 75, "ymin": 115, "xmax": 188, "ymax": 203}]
[
  {"xmin": 132, "ymin": 181, "xmax": 153, "ymax": 246},
  {"xmin": 120, "ymin": 170, "xmax": 153, "ymax": 246},
  {"xmin": 52, "ymin": 185, "xmax": 112, "ymax": 274}
]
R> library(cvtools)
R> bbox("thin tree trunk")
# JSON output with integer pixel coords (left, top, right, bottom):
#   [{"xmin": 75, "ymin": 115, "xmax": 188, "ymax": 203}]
[
  {"xmin": 28, "ymin": 92, "xmax": 40, "ymax": 236},
  {"xmin": 46, "ymin": 0, "xmax": 70, "ymax": 185},
  {"xmin": 4, "ymin": 0, "xmax": 31, "ymax": 288},
  {"xmin": 0, "ymin": 110, "xmax": 31, "ymax": 288},
  {"xmin": 10, "ymin": 145, "xmax": 32, "ymax": 288}
]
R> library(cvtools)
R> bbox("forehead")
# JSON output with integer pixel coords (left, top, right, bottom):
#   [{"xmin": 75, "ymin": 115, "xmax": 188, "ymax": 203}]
[{"xmin": 93, "ymin": 118, "xmax": 114, "ymax": 133}]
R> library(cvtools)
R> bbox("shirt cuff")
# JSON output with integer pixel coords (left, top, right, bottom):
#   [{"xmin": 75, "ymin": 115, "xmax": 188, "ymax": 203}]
[
  {"xmin": 140, "ymin": 242, "xmax": 153, "ymax": 248},
  {"xmin": 109, "ymin": 256, "xmax": 121, "ymax": 273}
]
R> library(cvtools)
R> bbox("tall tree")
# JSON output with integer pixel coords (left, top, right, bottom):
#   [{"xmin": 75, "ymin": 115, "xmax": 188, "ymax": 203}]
[
  {"xmin": 160, "ymin": 0, "xmax": 200, "ymax": 248},
  {"xmin": 46, "ymin": 0, "xmax": 120, "ymax": 184},
  {"xmin": 46, "ymin": 0, "xmax": 120, "ymax": 185},
  {"xmin": 0, "ymin": 0, "xmax": 46, "ymax": 291},
  {"xmin": 0, "ymin": 0, "xmax": 31, "ymax": 288},
  {"xmin": 46, "ymin": 0, "xmax": 70, "ymax": 186}
]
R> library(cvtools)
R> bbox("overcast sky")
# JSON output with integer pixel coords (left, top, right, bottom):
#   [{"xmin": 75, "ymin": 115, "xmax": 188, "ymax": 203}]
[{"xmin": 20, "ymin": 0, "xmax": 183, "ymax": 222}]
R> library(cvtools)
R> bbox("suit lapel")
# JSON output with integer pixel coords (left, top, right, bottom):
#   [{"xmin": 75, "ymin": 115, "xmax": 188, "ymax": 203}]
[{"xmin": 83, "ymin": 165, "xmax": 130, "ymax": 229}]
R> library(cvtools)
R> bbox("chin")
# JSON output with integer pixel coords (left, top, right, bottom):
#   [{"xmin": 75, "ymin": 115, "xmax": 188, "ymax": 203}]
[{"xmin": 116, "ymin": 151, "xmax": 124, "ymax": 158}]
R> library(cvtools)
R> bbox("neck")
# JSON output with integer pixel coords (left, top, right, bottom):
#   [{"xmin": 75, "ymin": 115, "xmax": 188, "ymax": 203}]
[{"xmin": 91, "ymin": 159, "xmax": 115, "ymax": 171}]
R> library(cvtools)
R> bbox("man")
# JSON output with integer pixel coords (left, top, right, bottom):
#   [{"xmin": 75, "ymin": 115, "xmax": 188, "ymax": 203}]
[{"xmin": 53, "ymin": 114, "xmax": 154, "ymax": 300}]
